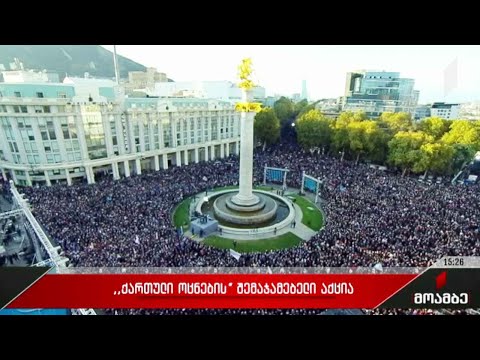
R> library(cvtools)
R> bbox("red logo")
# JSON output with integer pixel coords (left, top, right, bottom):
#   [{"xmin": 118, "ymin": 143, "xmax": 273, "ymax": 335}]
[{"xmin": 436, "ymin": 271, "xmax": 447, "ymax": 291}]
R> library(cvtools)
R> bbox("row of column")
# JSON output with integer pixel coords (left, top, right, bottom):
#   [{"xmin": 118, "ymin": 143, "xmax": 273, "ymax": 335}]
[{"xmin": 2, "ymin": 141, "xmax": 240, "ymax": 186}]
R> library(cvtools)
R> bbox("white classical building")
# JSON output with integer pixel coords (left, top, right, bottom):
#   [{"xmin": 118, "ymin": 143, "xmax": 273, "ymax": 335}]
[{"xmin": 0, "ymin": 79, "xmax": 240, "ymax": 187}]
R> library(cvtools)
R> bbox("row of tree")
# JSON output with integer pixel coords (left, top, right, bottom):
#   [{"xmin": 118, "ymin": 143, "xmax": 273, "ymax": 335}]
[{"xmin": 254, "ymin": 102, "xmax": 480, "ymax": 176}]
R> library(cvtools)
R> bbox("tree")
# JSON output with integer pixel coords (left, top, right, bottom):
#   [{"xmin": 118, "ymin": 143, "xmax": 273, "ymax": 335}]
[
  {"xmin": 254, "ymin": 108, "xmax": 280, "ymax": 150},
  {"xmin": 296, "ymin": 109, "xmax": 332, "ymax": 150},
  {"xmin": 380, "ymin": 112, "xmax": 413, "ymax": 133},
  {"xmin": 418, "ymin": 117, "xmax": 450, "ymax": 140},
  {"xmin": 294, "ymin": 99, "xmax": 309, "ymax": 117},
  {"xmin": 388, "ymin": 131, "xmax": 434, "ymax": 175},
  {"xmin": 346, "ymin": 120, "xmax": 385, "ymax": 163},
  {"xmin": 417, "ymin": 142, "xmax": 455, "ymax": 175},
  {"xmin": 273, "ymin": 97, "xmax": 295, "ymax": 126},
  {"xmin": 331, "ymin": 111, "xmax": 367, "ymax": 156},
  {"xmin": 336, "ymin": 111, "xmax": 367, "ymax": 127},
  {"xmin": 451, "ymin": 143, "xmax": 476, "ymax": 172},
  {"xmin": 441, "ymin": 120, "xmax": 480, "ymax": 148}
]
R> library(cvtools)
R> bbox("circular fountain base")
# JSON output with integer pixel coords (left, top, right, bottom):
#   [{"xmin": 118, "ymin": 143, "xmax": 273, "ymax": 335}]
[
  {"xmin": 225, "ymin": 196, "xmax": 265, "ymax": 212},
  {"xmin": 214, "ymin": 192, "xmax": 278, "ymax": 225}
]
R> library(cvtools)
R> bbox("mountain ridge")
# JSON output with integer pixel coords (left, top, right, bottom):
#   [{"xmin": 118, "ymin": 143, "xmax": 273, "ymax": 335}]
[{"xmin": 0, "ymin": 45, "xmax": 147, "ymax": 80}]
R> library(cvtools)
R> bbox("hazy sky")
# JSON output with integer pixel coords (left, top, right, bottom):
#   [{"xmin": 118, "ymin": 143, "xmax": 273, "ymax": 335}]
[{"xmin": 101, "ymin": 45, "xmax": 480, "ymax": 103}]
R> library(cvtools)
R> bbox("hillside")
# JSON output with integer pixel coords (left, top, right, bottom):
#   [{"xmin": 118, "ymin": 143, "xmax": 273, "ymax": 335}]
[{"xmin": 0, "ymin": 45, "xmax": 146, "ymax": 80}]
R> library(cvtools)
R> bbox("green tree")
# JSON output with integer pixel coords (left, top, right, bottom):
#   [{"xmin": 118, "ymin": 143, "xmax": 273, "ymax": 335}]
[
  {"xmin": 418, "ymin": 142, "xmax": 455, "ymax": 175},
  {"xmin": 336, "ymin": 111, "xmax": 367, "ymax": 127},
  {"xmin": 441, "ymin": 120, "xmax": 480, "ymax": 148},
  {"xmin": 451, "ymin": 143, "xmax": 476, "ymax": 172},
  {"xmin": 388, "ymin": 131, "xmax": 434, "ymax": 175},
  {"xmin": 380, "ymin": 112, "xmax": 413, "ymax": 133},
  {"xmin": 347, "ymin": 121, "xmax": 384, "ymax": 163},
  {"xmin": 296, "ymin": 109, "xmax": 332, "ymax": 151},
  {"xmin": 254, "ymin": 108, "xmax": 280, "ymax": 150},
  {"xmin": 331, "ymin": 111, "xmax": 367, "ymax": 157},
  {"xmin": 294, "ymin": 99, "xmax": 309, "ymax": 117},
  {"xmin": 273, "ymin": 97, "xmax": 295, "ymax": 126},
  {"xmin": 418, "ymin": 117, "xmax": 450, "ymax": 140}
]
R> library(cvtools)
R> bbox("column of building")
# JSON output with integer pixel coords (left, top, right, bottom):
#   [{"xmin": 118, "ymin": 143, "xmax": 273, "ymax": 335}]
[
  {"xmin": 1, "ymin": 168, "xmax": 7, "ymax": 181},
  {"xmin": 194, "ymin": 115, "xmax": 200, "ymax": 163},
  {"xmin": 10, "ymin": 118, "xmax": 28, "ymax": 165},
  {"xmin": 53, "ymin": 115, "xmax": 69, "ymax": 164},
  {"xmin": 65, "ymin": 168, "xmax": 72, "ymax": 186},
  {"xmin": 74, "ymin": 111, "xmax": 90, "ymax": 162}
]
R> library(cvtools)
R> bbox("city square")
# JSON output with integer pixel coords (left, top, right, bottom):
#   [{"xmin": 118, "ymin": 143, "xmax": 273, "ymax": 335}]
[{"xmin": 1, "ymin": 46, "xmax": 480, "ymax": 315}]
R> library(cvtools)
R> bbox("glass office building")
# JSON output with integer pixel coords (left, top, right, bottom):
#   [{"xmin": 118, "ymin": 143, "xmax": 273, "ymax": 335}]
[{"xmin": 342, "ymin": 71, "xmax": 419, "ymax": 117}]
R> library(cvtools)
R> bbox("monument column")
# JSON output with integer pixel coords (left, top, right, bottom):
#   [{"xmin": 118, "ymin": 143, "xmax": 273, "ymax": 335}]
[{"xmin": 231, "ymin": 88, "xmax": 258, "ymax": 206}]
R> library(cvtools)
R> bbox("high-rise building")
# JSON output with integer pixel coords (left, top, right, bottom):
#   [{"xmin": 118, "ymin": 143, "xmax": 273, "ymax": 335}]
[
  {"xmin": 342, "ymin": 70, "xmax": 418, "ymax": 117},
  {"xmin": 301, "ymin": 80, "xmax": 308, "ymax": 101},
  {"xmin": 0, "ymin": 78, "xmax": 241, "ymax": 187}
]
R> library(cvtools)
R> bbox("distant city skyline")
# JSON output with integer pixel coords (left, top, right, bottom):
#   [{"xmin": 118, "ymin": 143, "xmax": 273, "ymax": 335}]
[{"xmin": 101, "ymin": 45, "xmax": 480, "ymax": 104}]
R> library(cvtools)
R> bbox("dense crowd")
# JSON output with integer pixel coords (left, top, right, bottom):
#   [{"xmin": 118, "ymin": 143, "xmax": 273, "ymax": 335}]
[{"xmin": 17, "ymin": 140, "xmax": 480, "ymax": 315}]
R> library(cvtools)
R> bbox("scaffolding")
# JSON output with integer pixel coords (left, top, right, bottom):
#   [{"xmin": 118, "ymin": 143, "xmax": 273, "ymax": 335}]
[{"xmin": 8, "ymin": 181, "xmax": 97, "ymax": 315}]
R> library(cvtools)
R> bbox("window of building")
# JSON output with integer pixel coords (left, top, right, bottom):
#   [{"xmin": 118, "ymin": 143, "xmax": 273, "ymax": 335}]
[
  {"xmin": 0, "ymin": 105, "xmax": 6, "ymax": 112},
  {"xmin": 36, "ymin": 92, "xmax": 44, "ymax": 98},
  {"xmin": 0, "ymin": 91, "xmax": 3, "ymax": 97},
  {"xmin": 14, "ymin": 91, "xmax": 21, "ymax": 98},
  {"xmin": 43, "ymin": 106, "xmax": 51, "ymax": 113},
  {"xmin": 48, "ymin": 128, "xmax": 56, "ymax": 140},
  {"xmin": 57, "ymin": 92, "xmax": 67, "ymax": 99},
  {"xmin": 20, "ymin": 106, "xmax": 28, "ymax": 113},
  {"xmin": 35, "ymin": 106, "xmax": 43, "ymax": 113},
  {"xmin": 13, "ymin": 105, "xmax": 20, "ymax": 113}
]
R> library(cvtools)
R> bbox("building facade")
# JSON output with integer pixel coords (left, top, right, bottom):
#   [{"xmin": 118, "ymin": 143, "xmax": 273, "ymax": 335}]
[
  {"xmin": 0, "ymin": 81, "xmax": 241, "ymax": 187},
  {"xmin": 124, "ymin": 67, "xmax": 168, "ymax": 95},
  {"xmin": 414, "ymin": 104, "xmax": 431, "ymax": 121},
  {"xmin": 460, "ymin": 102, "xmax": 480, "ymax": 120},
  {"xmin": 430, "ymin": 102, "xmax": 460, "ymax": 120},
  {"xmin": 342, "ymin": 70, "xmax": 418, "ymax": 117}
]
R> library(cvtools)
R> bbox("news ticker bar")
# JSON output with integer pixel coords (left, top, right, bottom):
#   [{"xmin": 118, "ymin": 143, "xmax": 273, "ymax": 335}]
[
  {"xmin": 0, "ymin": 257, "xmax": 479, "ymax": 310},
  {"xmin": 48, "ymin": 257, "xmax": 480, "ymax": 274}
]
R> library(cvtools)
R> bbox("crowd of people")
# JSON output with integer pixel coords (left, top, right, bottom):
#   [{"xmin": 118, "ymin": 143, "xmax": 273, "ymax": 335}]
[{"xmin": 15, "ymin": 139, "xmax": 480, "ymax": 315}]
